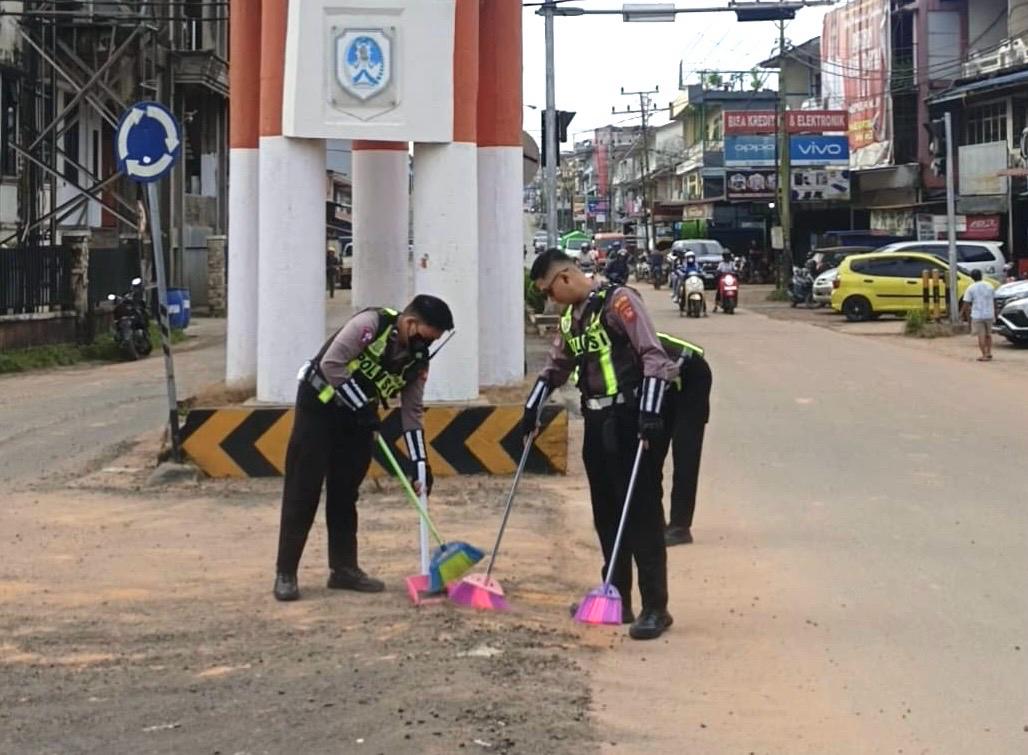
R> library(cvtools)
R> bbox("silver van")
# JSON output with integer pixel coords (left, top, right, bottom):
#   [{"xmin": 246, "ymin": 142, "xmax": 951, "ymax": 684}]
[{"xmin": 872, "ymin": 241, "xmax": 1006, "ymax": 280}]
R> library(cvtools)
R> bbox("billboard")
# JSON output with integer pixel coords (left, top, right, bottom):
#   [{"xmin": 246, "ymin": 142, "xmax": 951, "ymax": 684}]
[
  {"xmin": 726, "ymin": 169, "xmax": 778, "ymax": 200},
  {"xmin": 790, "ymin": 135, "xmax": 850, "ymax": 166},
  {"xmin": 724, "ymin": 110, "xmax": 849, "ymax": 134},
  {"xmin": 725, "ymin": 135, "xmax": 777, "ymax": 166},
  {"xmin": 725, "ymin": 111, "xmax": 778, "ymax": 134},
  {"xmin": 791, "ymin": 169, "xmax": 850, "ymax": 201},
  {"xmin": 822, "ymin": 0, "xmax": 892, "ymax": 168}
]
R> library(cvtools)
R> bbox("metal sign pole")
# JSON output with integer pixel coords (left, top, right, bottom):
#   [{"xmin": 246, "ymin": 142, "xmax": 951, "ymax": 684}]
[
  {"xmin": 944, "ymin": 112, "xmax": 960, "ymax": 325},
  {"xmin": 145, "ymin": 180, "xmax": 182, "ymax": 461}
]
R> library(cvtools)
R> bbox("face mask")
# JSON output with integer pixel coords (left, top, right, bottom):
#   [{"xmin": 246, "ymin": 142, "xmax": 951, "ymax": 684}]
[{"xmin": 407, "ymin": 327, "xmax": 431, "ymax": 361}]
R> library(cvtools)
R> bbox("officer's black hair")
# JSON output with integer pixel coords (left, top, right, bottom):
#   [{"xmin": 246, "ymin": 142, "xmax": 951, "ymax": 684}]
[
  {"xmin": 530, "ymin": 248, "xmax": 575, "ymax": 281},
  {"xmin": 405, "ymin": 294, "xmax": 455, "ymax": 331}
]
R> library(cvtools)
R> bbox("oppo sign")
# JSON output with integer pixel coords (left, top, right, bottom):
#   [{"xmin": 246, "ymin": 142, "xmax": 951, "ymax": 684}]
[{"xmin": 725, "ymin": 135, "xmax": 777, "ymax": 166}]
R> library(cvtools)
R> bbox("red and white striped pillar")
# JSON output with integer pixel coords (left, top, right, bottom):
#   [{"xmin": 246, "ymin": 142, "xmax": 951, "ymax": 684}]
[
  {"xmin": 476, "ymin": 0, "xmax": 523, "ymax": 386},
  {"xmin": 412, "ymin": 0, "xmax": 480, "ymax": 400},
  {"xmin": 226, "ymin": 0, "xmax": 261, "ymax": 386},
  {"xmin": 256, "ymin": 0, "xmax": 326, "ymax": 402},
  {"xmin": 352, "ymin": 140, "xmax": 410, "ymax": 310}
]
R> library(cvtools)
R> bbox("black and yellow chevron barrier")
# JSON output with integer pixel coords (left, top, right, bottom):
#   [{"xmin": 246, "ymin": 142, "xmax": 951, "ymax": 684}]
[{"xmin": 179, "ymin": 405, "xmax": 568, "ymax": 478}]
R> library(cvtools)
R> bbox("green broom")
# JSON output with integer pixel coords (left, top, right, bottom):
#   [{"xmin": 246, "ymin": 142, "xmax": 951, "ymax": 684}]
[{"xmin": 376, "ymin": 435, "xmax": 484, "ymax": 591}]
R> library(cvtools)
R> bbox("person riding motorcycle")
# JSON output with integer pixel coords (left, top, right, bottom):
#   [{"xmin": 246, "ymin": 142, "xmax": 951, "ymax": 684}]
[
  {"xmin": 672, "ymin": 251, "xmax": 700, "ymax": 302},
  {"xmin": 713, "ymin": 251, "xmax": 737, "ymax": 312},
  {"xmin": 604, "ymin": 244, "xmax": 630, "ymax": 284}
]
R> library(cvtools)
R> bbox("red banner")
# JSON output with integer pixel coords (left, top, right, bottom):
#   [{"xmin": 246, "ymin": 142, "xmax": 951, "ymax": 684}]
[
  {"xmin": 960, "ymin": 215, "xmax": 1001, "ymax": 240},
  {"xmin": 724, "ymin": 110, "xmax": 849, "ymax": 135}
]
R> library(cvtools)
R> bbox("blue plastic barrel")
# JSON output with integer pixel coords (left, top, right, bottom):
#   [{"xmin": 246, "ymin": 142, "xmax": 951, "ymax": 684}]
[{"xmin": 166, "ymin": 288, "xmax": 191, "ymax": 330}]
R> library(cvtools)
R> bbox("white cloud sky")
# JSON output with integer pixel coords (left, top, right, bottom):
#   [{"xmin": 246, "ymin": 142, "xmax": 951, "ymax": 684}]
[{"xmin": 521, "ymin": 1, "xmax": 833, "ymax": 144}]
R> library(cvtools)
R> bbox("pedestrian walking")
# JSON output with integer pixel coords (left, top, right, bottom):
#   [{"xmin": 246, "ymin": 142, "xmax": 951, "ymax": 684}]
[
  {"xmin": 273, "ymin": 294, "xmax": 455, "ymax": 601},
  {"xmin": 650, "ymin": 335, "xmax": 711, "ymax": 546},
  {"xmin": 522, "ymin": 249, "xmax": 677, "ymax": 640},
  {"xmin": 961, "ymin": 269, "xmax": 996, "ymax": 361},
  {"xmin": 326, "ymin": 247, "xmax": 339, "ymax": 299}
]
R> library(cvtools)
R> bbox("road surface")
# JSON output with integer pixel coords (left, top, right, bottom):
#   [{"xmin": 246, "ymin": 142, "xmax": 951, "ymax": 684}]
[{"xmin": 589, "ymin": 284, "xmax": 1028, "ymax": 753}]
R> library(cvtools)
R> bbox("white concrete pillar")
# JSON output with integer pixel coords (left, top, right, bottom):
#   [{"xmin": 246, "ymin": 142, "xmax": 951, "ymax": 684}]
[
  {"xmin": 352, "ymin": 141, "xmax": 410, "ymax": 310},
  {"xmin": 225, "ymin": 0, "xmax": 260, "ymax": 386},
  {"xmin": 412, "ymin": 0, "xmax": 479, "ymax": 402},
  {"xmin": 256, "ymin": 0, "xmax": 325, "ymax": 403},
  {"xmin": 477, "ymin": 0, "xmax": 524, "ymax": 386}
]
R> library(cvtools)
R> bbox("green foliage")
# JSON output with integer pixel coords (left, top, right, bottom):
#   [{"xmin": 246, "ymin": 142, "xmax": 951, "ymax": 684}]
[
  {"xmin": 904, "ymin": 308, "xmax": 927, "ymax": 336},
  {"xmin": 0, "ymin": 326, "xmax": 185, "ymax": 374},
  {"xmin": 524, "ymin": 269, "xmax": 546, "ymax": 314}
]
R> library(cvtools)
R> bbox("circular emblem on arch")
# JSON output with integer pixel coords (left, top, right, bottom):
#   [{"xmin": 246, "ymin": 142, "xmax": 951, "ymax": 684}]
[{"xmin": 335, "ymin": 29, "xmax": 392, "ymax": 102}]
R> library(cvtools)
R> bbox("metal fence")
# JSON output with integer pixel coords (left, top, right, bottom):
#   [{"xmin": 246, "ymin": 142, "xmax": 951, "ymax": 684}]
[{"xmin": 0, "ymin": 246, "xmax": 74, "ymax": 315}]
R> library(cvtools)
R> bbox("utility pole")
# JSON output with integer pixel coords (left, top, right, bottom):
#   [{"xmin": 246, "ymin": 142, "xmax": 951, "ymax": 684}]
[
  {"xmin": 776, "ymin": 19, "xmax": 792, "ymax": 289},
  {"xmin": 613, "ymin": 86, "xmax": 659, "ymax": 253},
  {"xmin": 943, "ymin": 111, "xmax": 959, "ymax": 324},
  {"xmin": 541, "ymin": 0, "xmax": 559, "ymax": 248}
]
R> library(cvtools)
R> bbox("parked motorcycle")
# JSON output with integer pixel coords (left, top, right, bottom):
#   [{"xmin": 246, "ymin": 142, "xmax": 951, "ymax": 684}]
[
  {"xmin": 717, "ymin": 272, "xmax": 739, "ymax": 314},
  {"xmin": 789, "ymin": 266, "xmax": 815, "ymax": 308},
  {"xmin": 683, "ymin": 273, "xmax": 706, "ymax": 318},
  {"xmin": 108, "ymin": 277, "xmax": 153, "ymax": 360}
]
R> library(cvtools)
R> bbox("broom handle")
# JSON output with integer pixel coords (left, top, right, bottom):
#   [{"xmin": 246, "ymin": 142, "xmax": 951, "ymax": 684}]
[
  {"xmin": 375, "ymin": 434, "xmax": 446, "ymax": 547},
  {"xmin": 602, "ymin": 440, "xmax": 646, "ymax": 590},
  {"xmin": 484, "ymin": 389, "xmax": 550, "ymax": 579}
]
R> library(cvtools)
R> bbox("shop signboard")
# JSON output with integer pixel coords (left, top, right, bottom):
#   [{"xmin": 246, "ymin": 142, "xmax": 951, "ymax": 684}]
[
  {"xmin": 789, "ymin": 135, "xmax": 850, "ymax": 166},
  {"xmin": 726, "ymin": 168, "xmax": 777, "ymax": 199},
  {"xmin": 723, "ymin": 110, "xmax": 849, "ymax": 134},
  {"xmin": 724, "ymin": 135, "xmax": 777, "ymax": 166},
  {"xmin": 791, "ymin": 168, "xmax": 850, "ymax": 200}
]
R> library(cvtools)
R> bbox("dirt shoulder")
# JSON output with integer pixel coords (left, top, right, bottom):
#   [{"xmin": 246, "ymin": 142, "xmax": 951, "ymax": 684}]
[{"xmin": 0, "ymin": 431, "xmax": 607, "ymax": 755}]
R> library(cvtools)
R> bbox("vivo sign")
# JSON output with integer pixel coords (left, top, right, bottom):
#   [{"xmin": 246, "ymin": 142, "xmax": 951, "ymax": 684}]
[
  {"xmin": 790, "ymin": 135, "xmax": 850, "ymax": 166},
  {"xmin": 725, "ymin": 135, "xmax": 777, "ymax": 166}
]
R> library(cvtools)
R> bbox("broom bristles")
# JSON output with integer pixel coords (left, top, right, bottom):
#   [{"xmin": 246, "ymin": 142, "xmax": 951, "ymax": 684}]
[
  {"xmin": 429, "ymin": 542, "xmax": 485, "ymax": 591},
  {"xmin": 574, "ymin": 585, "xmax": 623, "ymax": 625},
  {"xmin": 449, "ymin": 574, "xmax": 509, "ymax": 611}
]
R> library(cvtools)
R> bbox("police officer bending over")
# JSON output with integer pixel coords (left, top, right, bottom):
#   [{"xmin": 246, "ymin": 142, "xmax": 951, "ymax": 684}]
[
  {"xmin": 273, "ymin": 295, "xmax": 454, "ymax": 601},
  {"xmin": 523, "ymin": 249, "xmax": 677, "ymax": 640}
]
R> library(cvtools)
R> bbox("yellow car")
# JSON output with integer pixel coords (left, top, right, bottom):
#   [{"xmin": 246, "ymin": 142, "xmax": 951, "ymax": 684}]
[{"xmin": 830, "ymin": 251, "xmax": 996, "ymax": 322}]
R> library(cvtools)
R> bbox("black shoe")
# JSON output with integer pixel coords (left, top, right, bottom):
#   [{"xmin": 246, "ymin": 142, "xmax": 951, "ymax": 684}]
[
  {"xmin": 273, "ymin": 573, "xmax": 299, "ymax": 601},
  {"xmin": 664, "ymin": 525, "xmax": 693, "ymax": 546},
  {"xmin": 569, "ymin": 601, "xmax": 635, "ymax": 625},
  {"xmin": 327, "ymin": 566, "xmax": 385, "ymax": 593},
  {"xmin": 629, "ymin": 609, "xmax": 674, "ymax": 640}
]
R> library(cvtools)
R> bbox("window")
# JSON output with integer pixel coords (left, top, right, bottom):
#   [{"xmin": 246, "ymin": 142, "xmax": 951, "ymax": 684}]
[
  {"xmin": 0, "ymin": 74, "xmax": 16, "ymax": 177},
  {"xmin": 957, "ymin": 244, "xmax": 997, "ymax": 263},
  {"xmin": 964, "ymin": 102, "xmax": 1007, "ymax": 145},
  {"xmin": 893, "ymin": 257, "xmax": 942, "ymax": 278}
]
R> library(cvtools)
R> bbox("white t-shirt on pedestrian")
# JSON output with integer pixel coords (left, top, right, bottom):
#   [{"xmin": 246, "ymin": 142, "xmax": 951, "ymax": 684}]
[{"xmin": 963, "ymin": 280, "xmax": 995, "ymax": 320}]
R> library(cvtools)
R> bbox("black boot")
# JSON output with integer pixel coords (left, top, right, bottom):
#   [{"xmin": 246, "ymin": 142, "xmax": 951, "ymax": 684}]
[
  {"xmin": 664, "ymin": 525, "xmax": 693, "ymax": 546},
  {"xmin": 273, "ymin": 573, "xmax": 299, "ymax": 601},
  {"xmin": 327, "ymin": 566, "xmax": 385, "ymax": 593},
  {"xmin": 629, "ymin": 608, "xmax": 674, "ymax": 640}
]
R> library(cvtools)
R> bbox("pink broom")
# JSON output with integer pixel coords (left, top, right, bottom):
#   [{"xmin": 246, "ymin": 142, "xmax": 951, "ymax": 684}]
[{"xmin": 574, "ymin": 440, "xmax": 645, "ymax": 625}]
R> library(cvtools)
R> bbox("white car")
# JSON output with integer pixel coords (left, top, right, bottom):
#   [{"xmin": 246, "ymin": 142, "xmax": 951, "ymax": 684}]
[
  {"xmin": 993, "ymin": 278, "xmax": 1028, "ymax": 313},
  {"xmin": 995, "ymin": 295, "xmax": 1028, "ymax": 345},
  {"xmin": 872, "ymin": 241, "xmax": 1006, "ymax": 281},
  {"xmin": 813, "ymin": 267, "xmax": 838, "ymax": 304}
]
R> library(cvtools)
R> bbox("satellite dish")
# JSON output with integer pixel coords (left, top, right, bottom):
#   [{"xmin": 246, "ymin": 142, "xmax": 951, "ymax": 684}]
[{"xmin": 523, "ymin": 130, "xmax": 540, "ymax": 187}]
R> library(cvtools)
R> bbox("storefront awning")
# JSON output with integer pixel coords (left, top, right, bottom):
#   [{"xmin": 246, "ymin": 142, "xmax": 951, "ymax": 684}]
[{"xmin": 927, "ymin": 68, "xmax": 1028, "ymax": 105}]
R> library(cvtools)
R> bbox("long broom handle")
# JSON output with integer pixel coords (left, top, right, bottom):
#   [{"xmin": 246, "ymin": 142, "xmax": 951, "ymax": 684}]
[
  {"xmin": 375, "ymin": 434, "xmax": 446, "ymax": 547},
  {"xmin": 483, "ymin": 389, "xmax": 550, "ymax": 579},
  {"xmin": 602, "ymin": 440, "xmax": 646, "ymax": 590}
]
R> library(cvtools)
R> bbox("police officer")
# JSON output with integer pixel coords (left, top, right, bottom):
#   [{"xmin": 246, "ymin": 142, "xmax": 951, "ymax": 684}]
[
  {"xmin": 273, "ymin": 295, "xmax": 455, "ymax": 601},
  {"xmin": 651, "ymin": 334, "xmax": 712, "ymax": 546},
  {"xmin": 523, "ymin": 249, "xmax": 677, "ymax": 640}
]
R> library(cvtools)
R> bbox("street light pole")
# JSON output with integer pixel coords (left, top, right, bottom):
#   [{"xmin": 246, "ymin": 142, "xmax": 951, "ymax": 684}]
[
  {"xmin": 776, "ymin": 19, "xmax": 792, "ymax": 289},
  {"xmin": 543, "ymin": 0, "xmax": 559, "ymax": 248}
]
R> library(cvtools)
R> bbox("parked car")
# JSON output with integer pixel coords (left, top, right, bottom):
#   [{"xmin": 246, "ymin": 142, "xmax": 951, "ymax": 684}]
[
  {"xmin": 831, "ymin": 251, "xmax": 994, "ymax": 322},
  {"xmin": 813, "ymin": 267, "xmax": 839, "ymax": 305},
  {"xmin": 993, "ymin": 278, "xmax": 1028, "ymax": 313},
  {"xmin": 994, "ymin": 296, "xmax": 1028, "ymax": 345},
  {"xmin": 871, "ymin": 241, "xmax": 1006, "ymax": 281},
  {"xmin": 339, "ymin": 241, "xmax": 353, "ymax": 289},
  {"xmin": 806, "ymin": 245, "xmax": 875, "ymax": 276}
]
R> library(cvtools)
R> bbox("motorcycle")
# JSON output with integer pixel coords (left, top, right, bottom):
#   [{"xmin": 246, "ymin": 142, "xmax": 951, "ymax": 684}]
[
  {"xmin": 108, "ymin": 277, "xmax": 153, "ymax": 360},
  {"xmin": 633, "ymin": 257, "xmax": 651, "ymax": 283},
  {"xmin": 683, "ymin": 273, "xmax": 706, "ymax": 318},
  {"xmin": 717, "ymin": 273, "xmax": 739, "ymax": 314},
  {"xmin": 789, "ymin": 266, "xmax": 815, "ymax": 308}
]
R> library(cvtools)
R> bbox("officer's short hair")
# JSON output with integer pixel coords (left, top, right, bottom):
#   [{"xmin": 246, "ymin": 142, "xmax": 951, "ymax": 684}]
[
  {"xmin": 406, "ymin": 294, "xmax": 454, "ymax": 331},
  {"xmin": 530, "ymin": 248, "xmax": 574, "ymax": 281},
  {"xmin": 970, "ymin": 269, "xmax": 982, "ymax": 281}
]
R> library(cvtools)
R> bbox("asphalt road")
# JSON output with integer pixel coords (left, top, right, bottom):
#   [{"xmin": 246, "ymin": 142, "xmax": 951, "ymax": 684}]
[
  {"xmin": 0, "ymin": 298, "xmax": 354, "ymax": 491},
  {"xmin": 591, "ymin": 284, "xmax": 1028, "ymax": 753}
]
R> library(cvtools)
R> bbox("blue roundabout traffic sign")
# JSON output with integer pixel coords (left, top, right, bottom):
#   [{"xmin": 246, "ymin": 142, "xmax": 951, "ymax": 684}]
[{"xmin": 115, "ymin": 101, "xmax": 181, "ymax": 184}]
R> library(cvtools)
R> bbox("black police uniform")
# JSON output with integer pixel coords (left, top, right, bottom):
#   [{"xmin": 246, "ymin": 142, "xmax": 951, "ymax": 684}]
[{"xmin": 275, "ymin": 307, "xmax": 430, "ymax": 597}]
